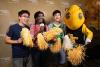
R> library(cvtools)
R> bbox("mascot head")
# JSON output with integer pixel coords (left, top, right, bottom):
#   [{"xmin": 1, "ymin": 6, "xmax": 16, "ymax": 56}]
[{"xmin": 64, "ymin": 5, "xmax": 85, "ymax": 30}]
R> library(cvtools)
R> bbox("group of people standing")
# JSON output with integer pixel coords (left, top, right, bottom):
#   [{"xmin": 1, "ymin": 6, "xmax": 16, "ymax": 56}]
[
  {"xmin": 4, "ymin": 5, "xmax": 93, "ymax": 67},
  {"xmin": 5, "ymin": 9, "xmax": 67, "ymax": 67}
]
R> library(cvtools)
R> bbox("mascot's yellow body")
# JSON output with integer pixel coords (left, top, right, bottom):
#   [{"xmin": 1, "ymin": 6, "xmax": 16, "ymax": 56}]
[{"xmin": 63, "ymin": 5, "xmax": 93, "ymax": 66}]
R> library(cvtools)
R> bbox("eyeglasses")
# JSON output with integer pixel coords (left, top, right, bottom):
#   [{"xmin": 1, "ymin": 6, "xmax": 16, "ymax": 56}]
[
  {"xmin": 21, "ymin": 15, "xmax": 30, "ymax": 18},
  {"xmin": 38, "ymin": 14, "xmax": 44, "ymax": 18},
  {"xmin": 37, "ymin": 16, "xmax": 44, "ymax": 19}
]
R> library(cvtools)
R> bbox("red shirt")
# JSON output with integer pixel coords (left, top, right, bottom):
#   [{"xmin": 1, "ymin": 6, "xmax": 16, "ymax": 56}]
[{"xmin": 30, "ymin": 24, "xmax": 48, "ymax": 46}]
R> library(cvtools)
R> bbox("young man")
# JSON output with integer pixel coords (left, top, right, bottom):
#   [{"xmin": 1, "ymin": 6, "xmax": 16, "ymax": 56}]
[
  {"xmin": 5, "ymin": 10, "xmax": 32, "ymax": 67},
  {"xmin": 48, "ymin": 10, "xmax": 66, "ymax": 67}
]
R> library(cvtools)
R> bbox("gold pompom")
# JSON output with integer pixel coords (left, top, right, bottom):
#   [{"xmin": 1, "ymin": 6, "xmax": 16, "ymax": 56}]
[
  {"xmin": 37, "ymin": 33, "xmax": 48, "ymax": 50},
  {"xmin": 43, "ymin": 27, "xmax": 63, "ymax": 41},
  {"xmin": 21, "ymin": 28, "xmax": 34, "ymax": 47},
  {"xmin": 50, "ymin": 38, "xmax": 62, "ymax": 53},
  {"xmin": 67, "ymin": 45, "xmax": 85, "ymax": 65}
]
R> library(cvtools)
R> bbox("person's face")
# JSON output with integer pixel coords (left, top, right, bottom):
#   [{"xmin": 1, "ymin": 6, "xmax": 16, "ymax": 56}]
[
  {"xmin": 37, "ymin": 13, "xmax": 44, "ymax": 23},
  {"xmin": 19, "ymin": 13, "xmax": 30, "ymax": 25},
  {"xmin": 53, "ymin": 13, "xmax": 61, "ymax": 22}
]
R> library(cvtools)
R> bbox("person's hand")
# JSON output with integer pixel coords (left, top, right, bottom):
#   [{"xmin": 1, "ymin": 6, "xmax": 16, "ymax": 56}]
[
  {"xmin": 52, "ymin": 37, "xmax": 57, "ymax": 42},
  {"xmin": 17, "ymin": 38, "xmax": 22, "ymax": 44}
]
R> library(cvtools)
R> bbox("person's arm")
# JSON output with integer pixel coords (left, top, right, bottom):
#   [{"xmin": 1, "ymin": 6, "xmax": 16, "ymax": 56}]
[
  {"xmin": 5, "ymin": 25, "xmax": 22, "ymax": 45},
  {"xmin": 5, "ymin": 35, "xmax": 22, "ymax": 45}
]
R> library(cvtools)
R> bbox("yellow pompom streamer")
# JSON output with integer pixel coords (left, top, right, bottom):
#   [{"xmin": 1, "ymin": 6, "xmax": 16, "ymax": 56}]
[
  {"xmin": 50, "ymin": 38, "xmax": 62, "ymax": 53},
  {"xmin": 21, "ymin": 28, "xmax": 34, "ymax": 47},
  {"xmin": 37, "ymin": 33, "xmax": 48, "ymax": 50},
  {"xmin": 43, "ymin": 27, "xmax": 63, "ymax": 41},
  {"xmin": 67, "ymin": 45, "xmax": 85, "ymax": 66}
]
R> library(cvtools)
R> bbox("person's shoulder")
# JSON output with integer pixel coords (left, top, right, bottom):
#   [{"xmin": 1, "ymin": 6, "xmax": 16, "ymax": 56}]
[
  {"xmin": 12, "ymin": 23, "xmax": 18, "ymax": 26},
  {"xmin": 48, "ymin": 23, "xmax": 53, "ymax": 26},
  {"xmin": 30, "ymin": 24, "xmax": 35, "ymax": 27},
  {"xmin": 48, "ymin": 23, "xmax": 53, "ymax": 28},
  {"xmin": 9, "ymin": 23, "xmax": 19, "ymax": 29},
  {"xmin": 60, "ymin": 22, "xmax": 66, "ymax": 27}
]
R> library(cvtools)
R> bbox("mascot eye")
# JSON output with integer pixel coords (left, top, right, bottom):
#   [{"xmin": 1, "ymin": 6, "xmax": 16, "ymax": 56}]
[
  {"xmin": 79, "ymin": 13, "xmax": 82, "ymax": 19},
  {"xmin": 66, "ymin": 12, "xmax": 70, "ymax": 19}
]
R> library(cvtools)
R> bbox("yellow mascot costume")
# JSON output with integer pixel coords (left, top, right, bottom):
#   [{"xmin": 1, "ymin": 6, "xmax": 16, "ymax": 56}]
[{"xmin": 63, "ymin": 5, "xmax": 93, "ymax": 66}]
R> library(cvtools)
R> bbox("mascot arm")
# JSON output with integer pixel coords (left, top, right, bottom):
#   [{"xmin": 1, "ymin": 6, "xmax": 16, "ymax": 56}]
[{"xmin": 82, "ymin": 24, "xmax": 93, "ymax": 44}]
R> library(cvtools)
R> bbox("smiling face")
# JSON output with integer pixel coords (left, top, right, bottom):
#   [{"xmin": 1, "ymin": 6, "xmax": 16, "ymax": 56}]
[
  {"xmin": 36, "ymin": 13, "xmax": 44, "ymax": 23},
  {"xmin": 64, "ymin": 5, "xmax": 85, "ymax": 30},
  {"xmin": 19, "ymin": 13, "xmax": 30, "ymax": 25},
  {"xmin": 53, "ymin": 13, "xmax": 61, "ymax": 22}
]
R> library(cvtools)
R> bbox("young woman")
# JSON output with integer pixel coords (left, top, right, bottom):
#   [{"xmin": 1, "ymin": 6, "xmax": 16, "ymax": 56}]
[{"xmin": 30, "ymin": 11, "xmax": 48, "ymax": 67}]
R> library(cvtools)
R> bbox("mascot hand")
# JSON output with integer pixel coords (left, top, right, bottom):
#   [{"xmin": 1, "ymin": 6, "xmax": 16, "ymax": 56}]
[
  {"xmin": 63, "ymin": 35, "xmax": 73, "ymax": 50},
  {"xmin": 85, "ymin": 38, "xmax": 91, "ymax": 45}
]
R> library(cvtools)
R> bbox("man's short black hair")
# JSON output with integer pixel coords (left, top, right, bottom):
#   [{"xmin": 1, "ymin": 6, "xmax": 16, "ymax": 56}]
[
  {"xmin": 18, "ymin": 10, "xmax": 30, "ymax": 17},
  {"xmin": 53, "ymin": 10, "xmax": 61, "ymax": 16},
  {"xmin": 34, "ymin": 11, "xmax": 44, "ymax": 19}
]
